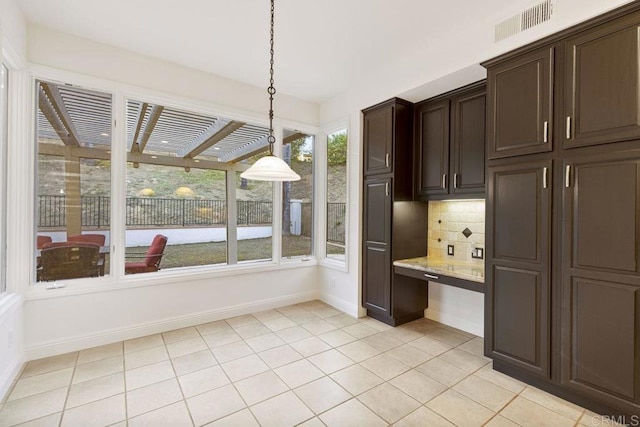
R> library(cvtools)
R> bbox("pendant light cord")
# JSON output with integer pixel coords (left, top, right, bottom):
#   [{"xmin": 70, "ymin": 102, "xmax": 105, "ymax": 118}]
[{"xmin": 267, "ymin": 0, "xmax": 276, "ymax": 155}]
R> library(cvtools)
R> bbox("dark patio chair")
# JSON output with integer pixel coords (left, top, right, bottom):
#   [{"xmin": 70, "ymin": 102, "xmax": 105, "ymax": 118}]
[
  {"xmin": 40, "ymin": 242, "xmax": 101, "ymax": 281},
  {"xmin": 125, "ymin": 234, "xmax": 168, "ymax": 274},
  {"xmin": 37, "ymin": 235, "xmax": 53, "ymax": 249},
  {"xmin": 68, "ymin": 234, "xmax": 107, "ymax": 275}
]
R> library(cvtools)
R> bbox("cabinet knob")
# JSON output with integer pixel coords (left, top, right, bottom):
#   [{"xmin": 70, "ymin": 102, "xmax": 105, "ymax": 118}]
[
  {"xmin": 565, "ymin": 165, "xmax": 572, "ymax": 188},
  {"xmin": 385, "ymin": 182, "xmax": 389, "ymax": 196},
  {"xmin": 442, "ymin": 174, "xmax": 447, "ymax": 189},
  {"xmin": 543, "ymin": 121, "xmax": 549, "ymax": 143},
  {"xmin": 543, "ymin": 167, "xmax": 548, "ymax": 189},
  {"xmin": 424, "ymin": 273, "xmax": 439, "ymax": 280},
  {"xmin": 454, "ymin": 173, "xmax": 459, "ymax": 189},
  {"xmin": 566, "ymin": 116, "xmax": 572, "ymax": 139},
  {"xmin": 385, "ymin": 153, "xmax": 390, "ymax": 168}
]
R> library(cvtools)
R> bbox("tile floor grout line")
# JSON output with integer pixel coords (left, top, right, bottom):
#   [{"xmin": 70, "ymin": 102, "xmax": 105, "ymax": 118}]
[{"xmin": 57, "ymin": 349, "xmax": 80, "ymax": 427}]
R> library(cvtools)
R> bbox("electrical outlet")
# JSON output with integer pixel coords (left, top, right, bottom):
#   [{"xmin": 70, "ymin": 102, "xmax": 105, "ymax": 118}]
[
  {"xmin": 447, "ymin": 245, "xmax": 455, "ymax": 256},
  {"xmin": 472, "ymin": 248, "xmax": 484, "ymax": 259}
]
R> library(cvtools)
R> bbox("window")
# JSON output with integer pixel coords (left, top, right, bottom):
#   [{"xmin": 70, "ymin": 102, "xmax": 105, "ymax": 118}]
[
  {"xmin": 326, "ymin": 129, "xmax": 347, "ymax": 261},
  {"xmin": 35, "ymin": 81, "xmax": 112, "ymax": 283},
  {"xmin": 0, "ymin": 65, "xmax": 7, "ymax": 293},
  {"xmin": 282, "ymin": 130, "xmax": 313, "ymax": 259}
]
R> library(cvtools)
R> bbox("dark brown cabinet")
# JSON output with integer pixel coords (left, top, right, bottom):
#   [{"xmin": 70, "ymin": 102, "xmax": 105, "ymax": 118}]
[
  {"xmin": 487, "ymin": 47, "xmax": 554, "ymax": 159},
  {"xmin": 564, "ymin": 12, "xmax": 640, "ymax": 149},
  {"xmin": 361, "ymin": 99, "xmax": 429, "ymax": 326},
  {"xmin": 363, "ymin": 177, "xmax": 392, "ymax": 315},
  {"xmin": 415, "ymin": 82, "xmax": 486, "ymax": 199},
  {"xmin": 560, "ymin": 149, "xmax": 640, "ymax": 413},
  {"xmin": 485, "ymin": 159, "xmax": 552, "ymax": 379},
  {"xmin": 483, "ymin": 2, "xmax": 640, "ymax": 418}
]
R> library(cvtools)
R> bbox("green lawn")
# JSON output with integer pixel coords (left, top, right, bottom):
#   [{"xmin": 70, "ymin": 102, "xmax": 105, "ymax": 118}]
[{"xmin": 126, "ymin": 235, "xmax": 314, "ymax": 269}]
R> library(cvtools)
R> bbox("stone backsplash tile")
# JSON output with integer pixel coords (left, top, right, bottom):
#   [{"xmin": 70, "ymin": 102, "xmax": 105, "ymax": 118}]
[{"xmin": 427, "ymin": 200, "xmax": 485, "ymax": 263}]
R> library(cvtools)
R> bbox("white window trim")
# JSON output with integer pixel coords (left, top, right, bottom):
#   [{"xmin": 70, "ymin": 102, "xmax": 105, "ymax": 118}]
[{"xmin": 23, "ymin": 65, "xmax": 320, "ymax": 299}]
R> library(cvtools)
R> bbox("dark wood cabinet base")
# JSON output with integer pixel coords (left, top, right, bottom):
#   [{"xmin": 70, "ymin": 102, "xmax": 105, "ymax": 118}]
[{"xmin": 366, "ymin": 274, "xmax": 429, "ymax": 327}]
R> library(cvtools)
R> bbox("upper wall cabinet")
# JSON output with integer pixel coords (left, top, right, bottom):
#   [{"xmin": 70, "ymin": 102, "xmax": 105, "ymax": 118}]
[
  {"xmin": 363, "ymin": 98, "xmax": 414, "ymax": 200},
  {"xmin": 415, "ymin": 82, "xmax": 486, "ymax": 199},
  {"xmin": 486, "ymin": 47, "xmax": 553, "ymax": 159},
  {"xmin": 564, "ymin": 12, "xmax": 640, "ymax": 149}
]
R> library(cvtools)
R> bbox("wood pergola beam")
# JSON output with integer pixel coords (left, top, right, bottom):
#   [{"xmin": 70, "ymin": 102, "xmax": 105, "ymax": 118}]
[
  {"xmin": 38, "ymin": 143, "xmax": 248, "ymax": 172},
  {"xmin": 38, "ymin": 84, "xmax": 81, "ymax": 146},
  {"xmin": 130, "ymin": 102, "xmax": 149, "ymax": 153},
  {"xmin": 132, "ymin": 105, "xmax": 163, "ymax": 153},
  {"xmin": 219, "ymin": 135, "xmax": 270, "ymax": 164},
  {"xmin": 178, "ymin": 119, "xmax": 246, "ymax": 158}
]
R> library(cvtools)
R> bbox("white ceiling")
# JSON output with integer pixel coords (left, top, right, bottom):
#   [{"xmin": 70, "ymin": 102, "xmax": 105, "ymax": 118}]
[{"xmin": 18, "ymin": 0, "xmax": 534, "ymax": 103}]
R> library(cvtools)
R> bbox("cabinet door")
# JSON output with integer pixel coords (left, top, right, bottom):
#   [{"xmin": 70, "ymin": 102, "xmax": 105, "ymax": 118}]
[
  {"xmin": 561, "ymin": 151, "xmax": 640, "ymax": 413},
  {"xmin": 452, "ymin": 87, "xmax": 486, "ymax": 195},
  {"xmin": 485, "ymin": 159, "xmax": 552, "ymax": 378},
  {"xmin": 363, "ymin": 104, "xmax": 393, "ymax": 176},
  {"xmin": 363, "ymin": 177, "xmax": 392, "ymax": 315},
  {"xmin": 415, "ymin": 99, "xmax": 450, "ymax": 197},
  {"xmin": 564, "ymin": 13, "xmax": 640, "ymax": 149},
  {"xmin": 487, "ymin": 47, "xmax": 554, "ymax": 159}
]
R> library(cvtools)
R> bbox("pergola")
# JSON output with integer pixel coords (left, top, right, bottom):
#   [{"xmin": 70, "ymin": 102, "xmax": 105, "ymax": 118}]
[{"xmin": 36, "ymin": 81, "xmax": 308, "ymax": 236}]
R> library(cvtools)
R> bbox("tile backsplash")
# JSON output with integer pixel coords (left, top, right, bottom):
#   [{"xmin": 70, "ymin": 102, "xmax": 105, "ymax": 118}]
[{"xmin": 427, "ymin": 200, "xmax": 485, "ymax": 264}]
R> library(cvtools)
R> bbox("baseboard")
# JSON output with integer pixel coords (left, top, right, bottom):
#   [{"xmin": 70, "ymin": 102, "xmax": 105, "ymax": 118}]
[
  {"xmin": 319, "ymin": 293, "xmax": 359, "ymax": 318},
  {"xmin": 25, "ymin": 290, "xmax": 319, "ymax": 360},
  {"xmin": 425, "ymin": 307, "xmax": 484, "ymax": 337},
  {"xmin": 0, "ymin": 354, "xmax": 24, "ymax": 402}
]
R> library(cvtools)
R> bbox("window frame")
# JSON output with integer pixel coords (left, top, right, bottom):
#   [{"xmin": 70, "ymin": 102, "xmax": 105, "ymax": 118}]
[
  {"xmin": 0, "ymin": 63, "xmax": 8, "ymax": 295},
  {"xmin": 26, "ymin": 68, "xmax": 319, "ymax": 297},
  {"xmin": 319, "ymin": 119, "xmax": 349, "ymax": 273}
]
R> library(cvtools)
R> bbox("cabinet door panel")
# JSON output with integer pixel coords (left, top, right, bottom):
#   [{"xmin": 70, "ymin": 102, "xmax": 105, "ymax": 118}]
[
  {"xmin": 364, "ymin": 180, "xmax": 391, "ymax": 244},
  {"xmin": 564, "ymin": 277, "xmax": 639, "ymax": 401},
  {"xmin": 565, "ymin": 19, "xmax": 640, "ymax": 148},
  {"xmin": 493, "ymin": 168, "xmax": 542, "ymax": 262},
  {"xmin": 492, "ymin": 266, "xmax": 548, "ymax": 374},
  {"xmin": 364, "ymin": 105, "xmax": 393, "ymax": 175},
  {"xmin": 574, "ymin": 162, "xmax": 638, "ymax": 273},
  {"xmin": 452, "ymin": 88, "xmax": 486, "ymax": 195},
  {"xmin": 363, "ymin": 177, "xmax": 392, "ymax": 315},
  {"xmin": 562, "ymin": 149, "xmax": 640, "ymax": 413},
  {"xmin": 363, "ymin": 245, "xmax": 391, "ymax": 314},
  {"xmin": 487, "ymin": 47, "xmax": 553, "ymax": 159},
  {"xmin": 486, "ymin": 159, "xmax": 551, "ymax": 379},
  {"xmin": 416, "ymin": 99, "xmax": 449, "ymax": 197}
]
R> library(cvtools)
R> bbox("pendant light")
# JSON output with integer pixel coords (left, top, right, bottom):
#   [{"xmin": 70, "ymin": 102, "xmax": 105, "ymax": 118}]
[{"xmin": 241, "ymin": 0, "xmax": 300, "ymax": 182}]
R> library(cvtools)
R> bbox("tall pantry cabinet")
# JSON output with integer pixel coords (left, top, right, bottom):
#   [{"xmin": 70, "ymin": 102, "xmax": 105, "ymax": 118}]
[
  {"xmin": 362, "ymin": 98, "xmax": 429, "ymax": 326},
  {"xmin": 483, "ymin": 2, "xmax": 640, "ymax": 417}
]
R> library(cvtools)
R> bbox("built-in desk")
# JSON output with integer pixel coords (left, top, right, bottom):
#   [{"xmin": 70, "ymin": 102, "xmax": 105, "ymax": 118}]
[{"xmin": 393, "ymin": 257, "xmax": 484, "ymax": 293}]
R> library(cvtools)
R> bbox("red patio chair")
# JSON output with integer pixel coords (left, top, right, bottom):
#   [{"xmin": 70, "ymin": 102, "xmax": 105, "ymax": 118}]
[
  {"xmin": 37, "ymin": 235, "xmax": 52, "ymax": 249},
  {"xmin": 68, "ymin": 234, "xmax": 106, "ymax": 246},
  {"xmin": 125, "ymin": 234, "xmax": 168, "ymax": 274}
]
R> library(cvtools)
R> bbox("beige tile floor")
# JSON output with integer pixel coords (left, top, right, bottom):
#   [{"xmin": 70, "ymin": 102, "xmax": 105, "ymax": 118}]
[{"xmin": 0, "ymin": 300, "xmax": 604, "ymax": 426}]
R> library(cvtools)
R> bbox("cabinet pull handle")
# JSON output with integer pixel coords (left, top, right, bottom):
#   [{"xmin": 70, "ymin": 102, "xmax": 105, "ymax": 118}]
[
  {"xmin": 566, "ymin": 116, "xmax": 571, "ymax": 139},
  {"xmin": 442, "ymin": 174, "xmax": 447, "ymax": 189},
  {"xmin": 454, "ymin": 173, "xmax": 458, "ymax": 189},
  {"xmin": 565, "ymin": 165, "xmax": 571, "ymax": 188},
  {"xmin": 543, "ymin": 167, "xmax": 548, "ymax": 189},
  {"xmin": 385, "ymin": 153, "xmax": 390, "ymax": 168},
  {"xmin": 385, "ymin": 182, "xmax": 389, "ymax": 196},
  {"xmin": 424, "ymin": 273, "xmax": 439, "ymax": 280},
  {"xmin": 543, "ymin": 121, "xmax": 548, "ymax": 143}
]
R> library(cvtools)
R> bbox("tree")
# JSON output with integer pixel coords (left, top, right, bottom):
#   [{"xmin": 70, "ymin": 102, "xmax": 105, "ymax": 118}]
[{"xmin": 327, "ymin": 132, "xmax": 347, "ymax": 165}]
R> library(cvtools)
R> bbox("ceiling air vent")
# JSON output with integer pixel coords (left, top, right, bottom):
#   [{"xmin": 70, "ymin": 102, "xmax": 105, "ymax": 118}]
[{"xmin": 494, "ymin": 0, "xmax": 554, "ymax": 42}]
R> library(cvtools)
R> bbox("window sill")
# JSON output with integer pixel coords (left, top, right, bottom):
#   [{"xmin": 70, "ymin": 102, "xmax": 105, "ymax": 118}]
[
  {"xmin": 319, "ymin": 257, "xmax": 348, "ymax": 273},
  {"xmin": 27, "ymin": 258, "xmax": 318, "ymax": 301}
]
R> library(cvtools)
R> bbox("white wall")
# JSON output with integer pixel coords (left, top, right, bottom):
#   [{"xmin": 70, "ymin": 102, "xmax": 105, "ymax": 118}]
[
  {"xmin": 24, "ymin": 266, "xmax": 317, "ymax": 359},
  {"xmin": 27, "ymin": 25, "xmax": 319, "ymax": 127},
  {"xmin": 0, "ymin": 295, "xmax": 24, "ymax": 402},
  {"xmin": 319, "ymin": 0, "xmax": 635, "ymax": 335}
]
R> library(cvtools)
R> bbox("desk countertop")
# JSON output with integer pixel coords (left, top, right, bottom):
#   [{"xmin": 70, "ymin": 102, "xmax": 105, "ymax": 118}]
[{"xmin": 393, "ymin": 256, "xmax": 485, "ymax": 284}]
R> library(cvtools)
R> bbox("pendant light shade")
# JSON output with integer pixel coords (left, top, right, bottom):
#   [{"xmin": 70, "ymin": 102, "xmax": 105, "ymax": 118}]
[
  {"xmin": 240, "ymin": 154, "xmax": 301, "ymax": 181},
  {"xmin": 241, "ymin": 0, "xmax": 300, "ymax": 182}
]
